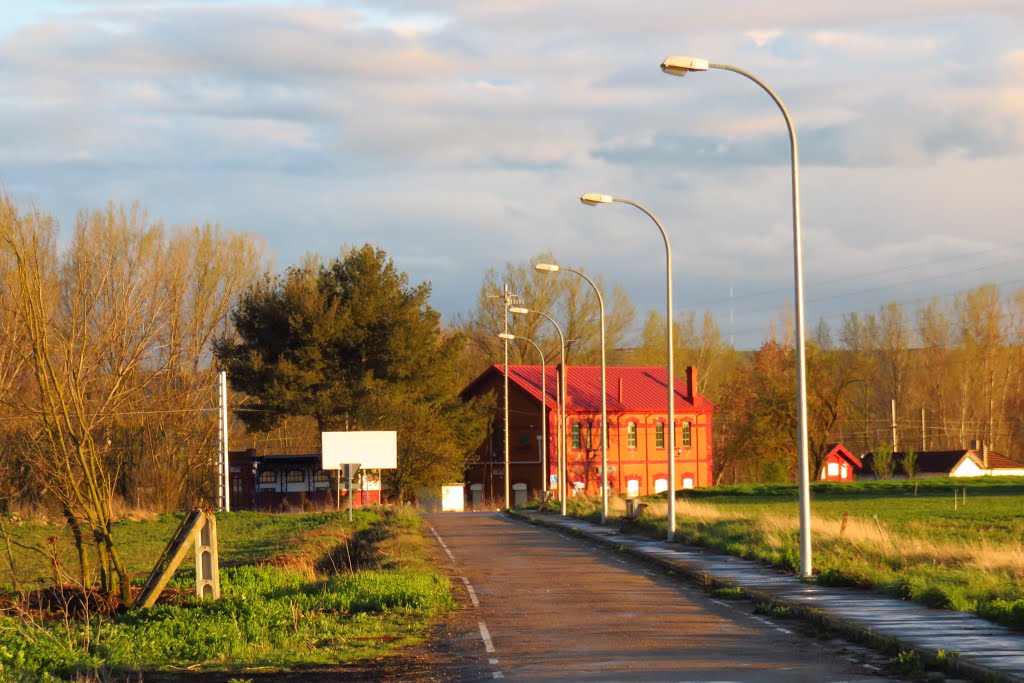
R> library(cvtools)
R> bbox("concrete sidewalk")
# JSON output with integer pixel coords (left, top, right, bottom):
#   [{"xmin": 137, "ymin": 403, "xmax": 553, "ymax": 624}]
[{"xmin": 512, "ymin": 509, "xmax": 1024, "ymax": 683}]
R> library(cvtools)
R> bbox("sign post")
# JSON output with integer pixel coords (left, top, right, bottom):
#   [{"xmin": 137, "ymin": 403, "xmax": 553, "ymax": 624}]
[{"xmin": 322, "ymin": 431, "xmax": 398, "ymax": 518}]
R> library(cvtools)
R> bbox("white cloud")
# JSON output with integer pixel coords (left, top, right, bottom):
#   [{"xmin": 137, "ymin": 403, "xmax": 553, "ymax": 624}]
[{"xmin": 0, "ymin": 1, "xmax": 1023, "ymax": 345}]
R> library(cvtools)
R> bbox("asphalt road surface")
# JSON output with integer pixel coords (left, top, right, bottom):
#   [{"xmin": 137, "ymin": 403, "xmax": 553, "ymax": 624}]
[{"xmin": 423, "ymin": 512, "xmax": 903, "ymax": 682}]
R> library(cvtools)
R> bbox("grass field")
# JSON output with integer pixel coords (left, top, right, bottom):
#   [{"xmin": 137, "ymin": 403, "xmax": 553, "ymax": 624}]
[
  {"xmin": 0, "ymin": 507, "xmax": 453, "ymax": 681},
  {"xmin": 558, "ymin": 477, "xmax": 1024, "ymax": 631}
]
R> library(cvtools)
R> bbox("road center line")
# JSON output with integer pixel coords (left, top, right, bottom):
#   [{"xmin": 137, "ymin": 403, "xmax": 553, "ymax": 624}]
[{"xmin": 428, "ymin": 524, "xmax": 455, "ymax": 560}]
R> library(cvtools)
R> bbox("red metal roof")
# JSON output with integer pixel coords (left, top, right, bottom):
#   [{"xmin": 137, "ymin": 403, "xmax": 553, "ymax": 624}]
[{"xmin": 494, "ymin": 364, "xmax": 715, "ymax": 414}]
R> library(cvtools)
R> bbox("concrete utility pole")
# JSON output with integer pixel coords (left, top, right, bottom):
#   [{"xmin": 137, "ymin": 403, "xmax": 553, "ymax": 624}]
[
  {"xmin": 503, "ymin": 283, "xmax": 511, "ymax": 511},
  {"xmin": 891, "ymin": 399, "xmax": 898, "ymax": 451},
  {"xmin": 921, "ymin": 406, "xmax": 927, "ymax": 452},
  {"xmin": 218, "ymin": 370, "xmax": 230, "ymax": 512}
]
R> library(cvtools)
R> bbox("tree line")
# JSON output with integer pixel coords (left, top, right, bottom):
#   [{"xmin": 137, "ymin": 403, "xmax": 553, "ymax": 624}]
[
  {"xmin": 1, "ymin": 193, "xmax": 1019, "ymax": 598},
  {"xmin": 461, "ymin": 256, "xmax": 1024, "ymax": 484}
]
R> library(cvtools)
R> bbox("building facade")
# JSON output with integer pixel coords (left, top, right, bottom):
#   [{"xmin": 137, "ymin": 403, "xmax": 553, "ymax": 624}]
[
  {"xmin": 462, "ymin": 364, "xmax": 715, "ymax": 506},
  {"xmin": 228, "ymin": 449, "xmax": 381, "ymax": 511}
]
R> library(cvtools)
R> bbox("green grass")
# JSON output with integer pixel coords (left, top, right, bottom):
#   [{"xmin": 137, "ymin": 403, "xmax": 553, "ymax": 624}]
[
  {"xmin": 561, "ymin": 478, "xmax": 1024, "ymax": 631},
  {"xmin": 0, "ymin": 510, "xmax": 362, "ymax": 591},
  {"xmin": 0, "ymin": 507, "xmax": 454, "ymax": 680}
]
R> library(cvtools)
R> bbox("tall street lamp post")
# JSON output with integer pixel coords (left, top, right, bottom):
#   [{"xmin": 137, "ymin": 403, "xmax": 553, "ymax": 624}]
[
  {"xmin": 535, "ymin": 262, "xmax": 609, "ymax": 524},
  {"xmin": 510, "ymin": 306, "xmax": 568, "ymax": 516},
  {"xmin": 660, "ymin": 55, "xmax": 812, "ymax": 577},
  {"xmin": 580, "ymin": 193, "xmax": 677, "ymax": 541},
  {"xmin": 497, "ymin": 332, "xmax": 548, "ymax": 497}
]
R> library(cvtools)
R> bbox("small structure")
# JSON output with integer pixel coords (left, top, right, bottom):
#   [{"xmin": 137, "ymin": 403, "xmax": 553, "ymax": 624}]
[
  {"xmin": 860, "ymin": 440, "xmax": 1024, "ymax": 479},
  {"xmin": 416, "ymin": 484, "xmax": 466, "ymax": 512},
  {"xmin": 816, "ymin": 443, "xmax": 863, "ymax": 481}
]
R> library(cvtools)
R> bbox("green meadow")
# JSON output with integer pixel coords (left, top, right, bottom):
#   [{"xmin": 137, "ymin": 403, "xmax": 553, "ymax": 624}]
[
  {"xmin": 561, "ymin": 477, "xmax": 1024, "ymax": 630},
  {"xmin": 0, "ymin": 507, "xmax": 453, "ymax": 681}
]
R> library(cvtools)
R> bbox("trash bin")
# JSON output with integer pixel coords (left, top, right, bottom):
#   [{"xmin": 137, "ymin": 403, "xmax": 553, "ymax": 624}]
[{"xmin": 625, "ymin": 498, "xmax": 637, "ymax": 516}]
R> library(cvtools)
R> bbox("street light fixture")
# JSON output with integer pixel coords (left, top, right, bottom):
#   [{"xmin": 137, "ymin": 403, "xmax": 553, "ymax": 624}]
[
  {"xmin": 510, "ymin": 305, "xmax": 568, "ymax": 516},
  {"xmin": 660, "ymin": 54, "xmax": 813, "ymax": 578},
  {"xmin": 535, "ymin": 262, "xmax": 609, "ymax": 524},
  {"xmin": 580, "ymin": 194, "xmax": 677, "ymax": 541},
  {"xmin": 497, "ymin": 332, "xmax": 549, "ymax": 499}
]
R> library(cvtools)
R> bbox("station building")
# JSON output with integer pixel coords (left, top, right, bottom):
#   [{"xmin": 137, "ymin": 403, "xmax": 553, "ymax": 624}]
[{"xmin": 462, "ymin": 364, "xmax": 715, "ymax": 506}]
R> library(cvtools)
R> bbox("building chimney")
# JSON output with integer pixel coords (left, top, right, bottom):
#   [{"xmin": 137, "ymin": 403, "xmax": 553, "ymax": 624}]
[{"xmin": 686, "ymin": 366, "xmax": 698, "ymax": 399}]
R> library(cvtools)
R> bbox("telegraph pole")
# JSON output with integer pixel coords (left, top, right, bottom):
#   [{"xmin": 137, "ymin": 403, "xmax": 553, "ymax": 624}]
[{"xmin": 218, "ymin": 371, "xmax": 230, "ymax": 512}]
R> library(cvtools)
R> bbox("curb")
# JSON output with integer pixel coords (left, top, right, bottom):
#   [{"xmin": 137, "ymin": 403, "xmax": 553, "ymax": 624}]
[{"xmin": 508, "ymin": 509, "xmax": 1019, "ymax": 683}]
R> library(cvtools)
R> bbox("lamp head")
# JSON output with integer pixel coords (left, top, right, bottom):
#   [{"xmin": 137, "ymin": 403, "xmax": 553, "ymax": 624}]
[
  {"xmin": 580, "ymin": 193, "xmax": 613, "ymax": 206},
  {"xmin": 660, "ymin": 56, "xmax": 709, "ymax": 77},
  {"xmin": 534, "ymin": 263, "xmax": 560, "ymax": 273},
  {"xmin": 508, "ymin": 306, "xmax": 529, "ymax": 315},
  {"xmin": 497, "ymin": 332, "xmax": 515, "ymax": 341}
]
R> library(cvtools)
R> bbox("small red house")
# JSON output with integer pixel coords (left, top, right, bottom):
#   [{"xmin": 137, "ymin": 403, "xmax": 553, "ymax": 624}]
[
  {"xmin": 462, "ymin": 364, "xmax": 715, "ymax": 506},
  {"xmin": 816, "ymin": 443, "xmax": 862, "ymax": 482}
]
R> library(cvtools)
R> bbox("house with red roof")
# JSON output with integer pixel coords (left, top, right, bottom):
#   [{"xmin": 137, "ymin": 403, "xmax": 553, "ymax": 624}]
[
  {"xmin": 816, "ymin": 443, "xmax": 863, "ymax": 482},
  {"xmin": 461, "ymin": 364, "xmax": 715, "ymax": 506}
]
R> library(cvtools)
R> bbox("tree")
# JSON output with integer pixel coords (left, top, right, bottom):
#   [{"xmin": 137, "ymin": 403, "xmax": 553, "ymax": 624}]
[
  {"xmin": 0, "ymin": 199, "xmax": 260, "ymax": 601},
  {"xmin": 902, "ymin": 446, "xmax": 918, "ymax": 479},
  {"xmin": 872, "ymin": 442, "xmax": 895, "ymax": 480},
  {"xmin": 460, "ymin": 253, "xmax": 635, "ymax": 374},
  {"xmin": 216, "ymin": 244, "xmax": 487, "ymax": 494}
]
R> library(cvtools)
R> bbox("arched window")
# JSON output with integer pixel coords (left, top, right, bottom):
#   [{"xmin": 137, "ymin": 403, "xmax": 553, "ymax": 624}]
[
  {"xmin": 682, "ymin": 421, "xmax": 692, "ymax": 448},
  {"xmin": 655, "ymin": 422, "xmax": 665, "ymax": 449},
  {"xmin": 627, "ymin": 421, "xmax": 638, "ymax": 448}
]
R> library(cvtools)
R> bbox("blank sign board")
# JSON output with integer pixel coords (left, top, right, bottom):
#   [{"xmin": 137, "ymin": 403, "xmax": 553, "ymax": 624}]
[{"xmin": 321, "ymin": 431, "xmax": 397, "ymax": 470}]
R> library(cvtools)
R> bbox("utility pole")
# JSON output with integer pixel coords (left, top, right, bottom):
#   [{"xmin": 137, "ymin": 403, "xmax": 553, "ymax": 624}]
[
  {"xmin": 921, "ymin": 406, "xmax": 927, "ymax": 452},
  {"xmin": 492, "ymin": 283, "xmax": 522, "ymax": 511},
  {"xmin": 891, "ymin": 399, "xmax": 898, "ymax": 451},
  {"xmin": 218, "ymin": 371, "xmax": 230, "ymax": 512}
]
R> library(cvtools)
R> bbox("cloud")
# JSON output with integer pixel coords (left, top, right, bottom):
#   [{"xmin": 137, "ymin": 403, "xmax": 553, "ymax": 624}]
[{"xmin": 1, "ymin": 0, "xmax": 1023, "ymax": 347}]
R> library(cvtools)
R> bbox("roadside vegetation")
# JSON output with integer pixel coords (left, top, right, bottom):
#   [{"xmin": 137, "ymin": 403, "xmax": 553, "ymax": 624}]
[
  {"xmin": 551, "ymin": 477, "xmax": 1024, "ymax": 631},
  {"xmin": 0, "ymin": 507, "xmax": 453, "ymax": 681}
]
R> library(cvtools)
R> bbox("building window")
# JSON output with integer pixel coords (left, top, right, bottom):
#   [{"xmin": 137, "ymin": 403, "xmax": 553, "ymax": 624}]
[
  {"xmin": 231, "ymin": 477, "xmax": 243, "ymax": 497},
  {"xmin": 655, "ymin": 422, "xmax": 665, "ymax": 449},
  {"xmin": 627, "ymin": 479, "xmax": 640, "ymax": 497},
  {"xmin": 314, "ymin": 470, "xmax": 330, "ymax": 483},
  {"xmin": 627, "ymin": 422, "xmax": 637, "ymax": 448},
  {"xmin": 682, "ymin": 476, "xmax": 694, "ymax": 489},
  {"xmin": 571, "ymin": 422, "xmax": 581, "ymax": 449},
  {"xmin": 682, "ymin": 421, "xmax": 691, "ymax": 448},
  {"xmin": 827, "ymin": 462, "xmax": 839, "ymax": 477},
  {"xmin": 840, "ymin": 464, "xmax": 849, "ymax": 479},
  {"xmin": 259, "ymin": 470, "xmax": 277, "ymax": 484},
  {"xmin": 654, "ymin": 478, "xmax": 668, "ymax": 493},
  {"xmin": 286, "ymin": 470, "xmax": 306, "ymax": 483}
]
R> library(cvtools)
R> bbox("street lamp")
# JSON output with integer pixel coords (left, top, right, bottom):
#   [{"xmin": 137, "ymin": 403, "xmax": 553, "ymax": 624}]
[
  {"xmin": 510, "ymin": 305, "xmax": 568, "ymax": 516},
  {"xmin": 580, "ymin": 193, "xmax": 677, "ymax": 541},
  {"xmin": 497, "ymin": 332, "xmax": 549, "ymax": 499},
  {"xmin": 535, "ymin": 262, "xmax": 609, "ymax": 524},
  {"xmin": 660, "ymin": 55, "xmax": 813, "ymax": 577}
]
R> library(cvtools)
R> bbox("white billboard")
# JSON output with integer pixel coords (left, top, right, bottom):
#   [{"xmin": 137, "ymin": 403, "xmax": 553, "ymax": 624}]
[{"xmin": 321, "ymin": 431, "xmax": 397, "ymax": 471}]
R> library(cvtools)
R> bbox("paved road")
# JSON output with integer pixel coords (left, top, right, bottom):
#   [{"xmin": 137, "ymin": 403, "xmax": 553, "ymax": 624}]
[{"xmin": 425, "ymin": 512, "xmax": 900, "ymax": 682}]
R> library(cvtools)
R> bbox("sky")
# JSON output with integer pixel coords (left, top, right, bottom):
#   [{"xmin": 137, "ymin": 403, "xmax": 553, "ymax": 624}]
[{"xmin": 2, "ymin": 1, "xmax": 1023, "ymax": 349}]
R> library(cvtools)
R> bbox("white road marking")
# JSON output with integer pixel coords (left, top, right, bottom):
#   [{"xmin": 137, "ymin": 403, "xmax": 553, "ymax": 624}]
[
  {"xmin": 489, "ymin": 658, "xmax": 499, "ymax": 665},
  {"xmin": 749, "ymin": 613, "xmax": 794, "ymax": 635},
  {"xmin": 461, "ymin": 576, "xmax": 481, "ymax": 608},
  {"xmin": 478, "ymin": 620, "xmax": 496, "ymax": 653},
  {"xmin": 428, "ymin": 524, "xmax": 455, "ymax": 560}
]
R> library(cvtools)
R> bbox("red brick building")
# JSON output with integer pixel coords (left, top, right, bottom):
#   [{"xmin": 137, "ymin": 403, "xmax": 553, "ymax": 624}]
[{"xmin": 462, "ymin": 364, "xmax": 715, "ymax": 505}]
